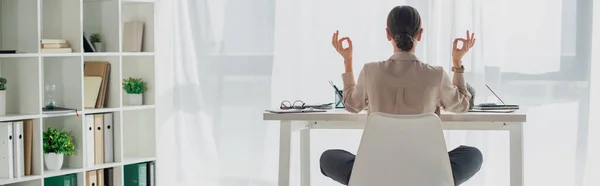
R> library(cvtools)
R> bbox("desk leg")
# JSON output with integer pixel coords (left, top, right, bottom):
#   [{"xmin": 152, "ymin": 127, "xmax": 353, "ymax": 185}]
[
  {"xmin": 279, "ymin": 120, "xmax": 292, "ymax": 186},
  {"xmin": 510, "ymin": 122, "xmax": 524, "ymax": 186},
  {"xmin": 300, "ymin": 129, "xmax": 311, "ymax": 186}
]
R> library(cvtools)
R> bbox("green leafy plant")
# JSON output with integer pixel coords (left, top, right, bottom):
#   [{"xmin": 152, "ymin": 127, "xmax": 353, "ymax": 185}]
[
  {"xmin": 90, "ymin": 33, "xmax": 102, "ymax": 43},
  {"xmin": 43, "ymin": 127, "xmax": 75, "ymax": 155},
  {"xmin": 122, "ymin": 77, "xmax": 148, "ymax": 94},
  {"xmin": 0, "ymin": 77, "xmax": 6, "ymax": 91}
]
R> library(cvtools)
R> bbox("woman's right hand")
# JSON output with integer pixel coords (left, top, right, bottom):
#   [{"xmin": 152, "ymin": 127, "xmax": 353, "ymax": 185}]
[{"xmin": 452, "ymin": 30, "xmax": 476, "ymax": 67}]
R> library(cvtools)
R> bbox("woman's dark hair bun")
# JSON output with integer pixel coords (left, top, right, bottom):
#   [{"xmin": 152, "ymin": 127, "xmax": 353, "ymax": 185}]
[
  {"xmin": 394, "ymin": 34, "xmax": 414, "ymax": 51},
  {"xmin": 387, "ymin": 5, "xmax": 422, "ymax": 51}
]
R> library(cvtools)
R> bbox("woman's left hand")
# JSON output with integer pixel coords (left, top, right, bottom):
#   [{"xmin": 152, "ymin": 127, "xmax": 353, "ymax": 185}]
[{"xmin": 332, "ymin": 30, "xmax": 353, "ymax": 61}]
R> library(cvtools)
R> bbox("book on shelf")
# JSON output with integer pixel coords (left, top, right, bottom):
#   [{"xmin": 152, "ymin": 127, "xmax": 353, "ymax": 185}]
[
  {"xmin": 123, "ymin": 21, "xmax": 145, "ymax": 52},
  {"xmin": 42, "ymin": 107, "xmax": 77, "ymax": 114},
  {"xmin": 84, "ymin": 76, "xmax": 103, "ymax": 108},
  {"xmin": 83, "ymin": 31, "xmax": 97, "ymax": 53},
  {"xmin": 84, "ymin": 61, "xmax": 111, "ymax": 108},
  {"xmin": 0, "ymin": 50, "xmax": 17, "ymax": 54},
  {"xmin": 40, "ymin": 39, "xmax": 67, "ymax": 44},
  {"xmin": 40, "ymin": 39, "xmax": 72, "ymax": 53},
  {"xmin": 23, "ymin": 120, "xmax": 33, "ymax": 175},
  {"xmin": 41, "ymin": 48, "xmax": 73, "ymax": 53}
]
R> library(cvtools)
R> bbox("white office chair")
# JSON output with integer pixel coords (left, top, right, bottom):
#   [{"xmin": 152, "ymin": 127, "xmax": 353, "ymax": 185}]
[{"xmin": 348, "ymin": 112, "xmax": 455, "ymax": 186}]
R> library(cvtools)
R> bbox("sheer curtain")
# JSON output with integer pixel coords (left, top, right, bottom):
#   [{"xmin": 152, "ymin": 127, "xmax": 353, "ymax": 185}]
[
  {"xmin": 155, "ymin": 0, "xmax": 224, "ymax": 185},
  {"xmin": 271, "ymin": 0, "xmax": 594, "ymax": 186}
]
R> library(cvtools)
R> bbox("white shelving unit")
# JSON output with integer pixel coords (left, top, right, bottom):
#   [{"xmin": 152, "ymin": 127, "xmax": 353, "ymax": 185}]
[{"xmin": 0, "ymin": 0, "xmax": 156, "ymax": 185}]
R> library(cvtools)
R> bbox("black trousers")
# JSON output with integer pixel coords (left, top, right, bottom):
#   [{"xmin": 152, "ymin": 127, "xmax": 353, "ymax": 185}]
[{"xmin": 319, "ymin": 145, "xmax": 483, "ymax": 186}]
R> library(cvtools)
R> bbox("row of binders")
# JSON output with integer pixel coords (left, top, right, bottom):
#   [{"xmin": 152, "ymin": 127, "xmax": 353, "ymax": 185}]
[
  {"xmin": 124, "ymin": 162, "xmax": 155, "ymax": 186},
  {"xmin": 86, "ymin": 113, "xmax": 114, "ymax": 166},
  {"xmin": 49, "ymin": 163, "xmax": 157, "ymax": 186},
  {"xmin": 85, "ymin": 168, "xmax": 114, "ymax": 186},
  {"xmin": 0, "ymin": 120, "xmax": 34, "ymax": 179}
]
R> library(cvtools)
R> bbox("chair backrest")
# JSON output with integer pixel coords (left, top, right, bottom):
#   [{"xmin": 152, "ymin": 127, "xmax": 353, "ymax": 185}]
[{"xmin": 348, "ymin": 112, "xmax": 454, "ymax": 186}]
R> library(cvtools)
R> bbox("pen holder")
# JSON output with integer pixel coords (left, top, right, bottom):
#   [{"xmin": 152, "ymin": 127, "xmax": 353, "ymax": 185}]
[
  {"xmin": 466, "ymin": 82, "xmax": 475, "ymax": 109},
  {"xmin": 335, "ymin": 90, "xmax": 345, "ymax": 108}
]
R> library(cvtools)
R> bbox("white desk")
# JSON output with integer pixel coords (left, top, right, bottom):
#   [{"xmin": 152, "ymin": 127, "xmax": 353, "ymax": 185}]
[{"xmin": 263, "ymin": 109, "xmax": 527, "ymax": 186}]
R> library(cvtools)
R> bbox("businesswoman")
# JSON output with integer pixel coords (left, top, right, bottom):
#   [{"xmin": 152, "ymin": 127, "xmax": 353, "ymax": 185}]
[{"xmin": 320, "ymin": 5, "xmax": 483, "ymax": 186}]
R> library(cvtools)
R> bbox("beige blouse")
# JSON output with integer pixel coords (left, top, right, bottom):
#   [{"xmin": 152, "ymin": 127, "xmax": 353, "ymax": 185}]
[{"xmin": 342, "ymin": 52, "xmax": 472, "ymax": 115}]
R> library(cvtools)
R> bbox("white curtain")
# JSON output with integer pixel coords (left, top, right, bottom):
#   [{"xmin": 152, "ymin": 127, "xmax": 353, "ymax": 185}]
[
  {"xmin": 155, "ymin": 0, "xmax": 224, "ymax": 185},
  {"xmin": 154, "ymin": 0, "xmax": 599, "ymax": 185}
]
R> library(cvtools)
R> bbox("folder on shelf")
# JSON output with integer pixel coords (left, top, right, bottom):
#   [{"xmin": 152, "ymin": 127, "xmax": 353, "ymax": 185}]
[
  {"xmin": 84, "ymin": 76, "xmax": 103, "ymax": 108},
  {"xmin": 94, "ymin": 114, "xmax": 105, "ymax": 164},
  {"xmin": 86, "ymin": 115, "xmax": 95, "ymax": 166},
  {"xmin": 123, "ymin": 21, "xmax": 145, "ymax": 52},
  {"xmin": 105, "ymin": 168, "xmax": 114, "ymax": 186},
  {"xmin": 84, "ymin": 61, "xmax": 111, "ymax": 108},
  {"xmin": 104, "ymin": 113, "xmax": 114, "ymax": 163},
  {"xmin": 0, "ymin": 122, "xmax": 14, "ymax": 179},
  {"xmin": 86, "ymin": 170, "xmax": 98, "ymax": 186},
  {"xmin": 44, "ymin": 173, "xmax": 77, "ymax": 186},
  {"xmin": 23, "ymin": 119, "xmax": 33, "ymax": 175},
  {"xmin": 97, "ymin": 169, "xmax": 105, "ymax": 186},
  {"xmin": 12, "ymin": 121, "xmax": 24, "ymax": 178},
  {"xmin": 125, "ymin": 163, "xmax": 147, "ymax": 186},
  {"xmin": 148, "ymin": 162, "xmax": 155, "ymax": 186}
]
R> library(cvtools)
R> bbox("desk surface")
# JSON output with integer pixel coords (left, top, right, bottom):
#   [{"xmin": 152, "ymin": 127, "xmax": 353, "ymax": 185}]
[{"xmin": 264, "ymin": 109, "xmax": 527, "ymax": 123}]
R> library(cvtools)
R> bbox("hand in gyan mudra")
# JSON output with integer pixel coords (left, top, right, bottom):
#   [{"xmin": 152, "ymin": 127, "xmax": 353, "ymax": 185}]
[
  {"xmin": 452, "ymin": 30, "xmax": 476, "ymax": 67},
  {"xmin": 332, "ymin": 30, "xmax": 353, "ymax": 61}
]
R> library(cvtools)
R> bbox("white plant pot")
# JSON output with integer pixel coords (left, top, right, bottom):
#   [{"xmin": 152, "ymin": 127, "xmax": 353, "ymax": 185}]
[
  {"xmin": 128, "ymin": 93, "xmax": 143, "ymax": 105},
  {"xmin": 0, "ymin": 90, "xmax": 5, "ymax": 115},
  {"xmin": 93, "ymin": 42, "xmax": 104, "ymax": 52},
  {"xmin": 44, "ymin": 153, "xmax": 64, "ymax": 171}
]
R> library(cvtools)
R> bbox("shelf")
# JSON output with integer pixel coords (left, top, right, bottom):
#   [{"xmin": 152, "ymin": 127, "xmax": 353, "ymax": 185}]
[
  {"xmin": 43, "ymin": 168, "xmax": 84, "ymax": 178},
  {"xmin": 84, "ymin": 107, "xmax": 121, "ymax": 114},
  {"xmin": 40, "ymin": 53, "xmax": 82, "ymax": 57},
  {"xmin": 0, "ymin": 0, "xmax": 157, "ymax": 184},
  {"xmin": 82, "ymin": 52, "xmax": 120, "ymax": 57},
  {"xmin": 0, "ymin": 53, "xmax": 39, "ymax": 58},
  {"xmin": 0, "ymin": 113, "xmax": 40, "ymax": 122},
  {"xmin": 122, "ymin": 157, "xmax": 156, "ymax": 165},
  {"xmin": 86, "ymin": 161, "xmax": 122, "ymax": 171},
  {"xmin": 41, "ymin": 112, "xmax": 79, "ymax": 118},
  {"xmin": 121, "ymin": 52, "xmax": 154, "ymax": 56},
  {"xmin": 122, "ymin": 105, "xmax": 155, "ymax": 111},
  {"xmin": 122, "ymin": 0, "xmax": 156, "ymax": 3},
  {"xmin": 0, "ymin": 175, "xmax": 43, "ymax": 185}
]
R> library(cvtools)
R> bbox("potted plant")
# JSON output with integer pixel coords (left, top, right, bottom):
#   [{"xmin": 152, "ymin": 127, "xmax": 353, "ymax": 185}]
[
  {"xmin": 0, "ymin": 77, "xmax": 6, "ymax": 115},
  {"xmin": 43, "ymin": 127, "xmax": 75, "ymax": 171},
  {"xmin": 122, "ymin": 77, "xmax": 147, "ymax": 105},
  {"xmin": 90, "ymin": 33, "xmax": 104, "ymax": 52}
]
